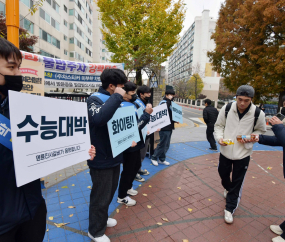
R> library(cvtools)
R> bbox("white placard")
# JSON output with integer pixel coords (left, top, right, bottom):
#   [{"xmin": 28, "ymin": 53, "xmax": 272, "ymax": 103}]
[
  {"xmin": 9, "ymin": 91, "xmax": 91, "ymax": 187},
  {"xmin": 147, "ymin": 103, "xmax": 171, "ymax": 135}
]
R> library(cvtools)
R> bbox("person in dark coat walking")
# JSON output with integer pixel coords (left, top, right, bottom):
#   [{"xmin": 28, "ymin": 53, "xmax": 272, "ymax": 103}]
[
  {"xmin": 203, "ymin": 99, "xmax": 219, "ymax": 151},
  {"xmin": 255, "ymin": 116, "xmax": 285, "ymax": 242}
]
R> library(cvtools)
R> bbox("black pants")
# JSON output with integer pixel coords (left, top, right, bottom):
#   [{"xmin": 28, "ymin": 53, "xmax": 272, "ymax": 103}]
[
  {"xmin": 89, "ymin": 165, "xmax": 120, "ymax": 238},
  {"xmin": 218, "ymin": 153, "xmax": 250, "ymax": 213},
  {"xmin": 280, "ymin": 221, "xmax": 285, "ymax": 239},
  {"xmin": 151, "ymin": 130, "xmax": 172, "ymax": 162},
  {"xmin": 206, "ymin": 126, "xmax": 217, "ymax": 149},
  {"xmin": 140, "ymin": 137, "xmax": 150, "ymax": 163},
  {"xmin": 0, "ymin": 199, "xmax": 47, "ymax": 242},
  {"xmin": 118, "ymin": 150, "xmax": 141, "ymax": 198}
]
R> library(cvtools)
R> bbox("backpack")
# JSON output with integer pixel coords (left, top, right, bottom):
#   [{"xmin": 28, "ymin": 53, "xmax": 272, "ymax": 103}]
[{"xmin": 225, "ymin": 102, "xmax": 261, "ymax": 131}]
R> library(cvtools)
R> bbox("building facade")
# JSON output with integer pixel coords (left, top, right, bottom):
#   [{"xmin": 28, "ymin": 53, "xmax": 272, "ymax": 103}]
[{"xmin": 168, "ymin": 10, "xmax": 220, "ymax": 101}]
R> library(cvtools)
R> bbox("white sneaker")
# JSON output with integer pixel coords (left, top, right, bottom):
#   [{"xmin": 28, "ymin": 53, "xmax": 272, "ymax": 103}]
[
  {"xmin": 127, "ymin": 187, "xmax": 138, "ymax": 196},
  {"xmin": 224, "ymin": 189, "xmax": 228, "ymax": 199},
  {"xmin": 271, "ymin": 225, "xmax": 283, "ymax": 235},
  {"xmin": 151, "ymin": 159, "xmax": 158, "ymax": 166},
  {"xmin": 88, "ymin": 232, "xmax": 110, "ymax": 242},
  {"xmin": 224, "ymin": 210, "xmax": 233, "ymax": 224},
  {"xmin": 158, "ymin": 160, "xmax": 170, "ymax": 166},
  {"xmin": 107, "ymin": 218, "xmax": 117, "ymax": 227},
  {"xmin": 117, "ymin": 196, "xmax": 136, "ymax": 206},
  {"xmin": 272, "ymin": 236, "xmax": 285, "ymax": 242}
]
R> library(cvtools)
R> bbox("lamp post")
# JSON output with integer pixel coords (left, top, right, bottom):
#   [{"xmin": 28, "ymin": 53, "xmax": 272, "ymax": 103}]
[{"xmin": 6, "ymin": 0, "xmax": 19, "ymax": 48}]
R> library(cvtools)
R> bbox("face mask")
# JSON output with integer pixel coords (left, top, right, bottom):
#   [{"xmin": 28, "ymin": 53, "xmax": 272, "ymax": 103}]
[
  {"xmin": 130, "ymin": 94, "xmax": 137, "ymax": 103},
  {"xmin": 144, "ymin": 96, "xmax": 150, "ymax": 101},
  {"xmin": 0, "ymin": 73, "xmax": 23, "ymax": 96}
]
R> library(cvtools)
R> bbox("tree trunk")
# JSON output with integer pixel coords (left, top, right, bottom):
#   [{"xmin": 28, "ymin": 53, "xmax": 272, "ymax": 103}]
[
  {"xmin": 136, "ymin": 68, "xmax": 142, "ymax": 86},
  {"xmin": 278, "ymin": 90, "xmax": 285, "ymax": 110}
]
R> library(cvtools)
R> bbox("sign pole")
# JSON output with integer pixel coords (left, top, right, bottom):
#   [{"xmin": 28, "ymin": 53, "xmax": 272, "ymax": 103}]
[{"xmin": 6, "ymin": 0, "xmax": 19, "ymax": 48}]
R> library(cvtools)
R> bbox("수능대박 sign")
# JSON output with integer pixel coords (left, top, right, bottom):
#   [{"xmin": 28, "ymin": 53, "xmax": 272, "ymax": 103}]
[
  {"xmin": 171, "ymin": 102, "xmax": 183, "ymax": 124},
  {"xmin": 107, "ymin": 106, "xmax": 140, "ymax": 158},
  {"xmin": 147, "ymin": 103, "xmax": 171, "ymax": 135},
  {"xmin": 9, "ymin": 91, "xmax": 91, "ymax": 187},
  {"xmin": 20, "ymin": 51, "xmax": 124, "ymax": 89}
]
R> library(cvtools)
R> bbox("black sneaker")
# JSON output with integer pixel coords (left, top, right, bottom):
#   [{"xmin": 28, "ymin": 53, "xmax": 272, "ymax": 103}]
[
  {"xmin": 134, "ymin": 174, "xmax": 145, "ymax": 182},
  {"xmin": 138, "ymin": 169, "xmax": 150, "ymax": 176},
  {"xmin": 209, "ymin": 148, "xmax": 218, "ymax": 151}
]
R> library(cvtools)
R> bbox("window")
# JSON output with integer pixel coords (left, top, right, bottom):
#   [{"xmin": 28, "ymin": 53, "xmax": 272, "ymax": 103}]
[
  {"xmin": 64, "ymin": 35, "xmax": 67, "ymax": 41},
  {"xmin": 64, "ymin": 20, "xmax": 67, "ymax": 27},
  {"xmin": 102, "ymin": 49, "xmax": 105, "ymax": 52},
  {"xmin": 64, "ymin": 50, "xmax": 68, "ymax": 55},
  {"xmin": 69, "ymin": 23, "xmax": 74, "ymax": 30},
  {"xmin": 0, "ymin": 2, "xmax": 5, "ymax": 16},
  {"xmin": 69, "ymin": 38, "xmax": 74, "ymax": 44},
  {"xmin": 64, "ymin": 5, "xmax": 67, "ymax": 12},
  {"xmin": 20, "ymin": 15, "xmax": 34, "ymax": 34},
  {"xmin": 102, "ymin": 57, "xmax": 105, "ymax": 60},
  {"xmin": 69, "ymin": 9, "xmax": 74, "ymax": 16},
  {"xmin": 39, "ymin": 29, "xmax": 60, "ymax": 49},
  {"xmin": 102, "ymin": 40, "xmax": 105, "ymax": 44},
  {"xmin": 21, "ymin": 0, "xmax": 33, "ymax": 8},
  {"xmin": 40, "ymin": 49, "xmax": 59, "ymax": 59},
  {"xmin": 52, "ymin": 0, "xmax": 59, "ymax": 13},
  {"xmin": 46, "ymin": 0, "xmax": 51, "ymax": 4},
  {"xmin": 70, "ymin": 52, "xmax": 74, "ymax": 58}
]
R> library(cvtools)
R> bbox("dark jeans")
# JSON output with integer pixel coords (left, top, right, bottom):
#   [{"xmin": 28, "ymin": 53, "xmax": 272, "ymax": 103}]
[
  {"xmin": 118, "ymin": 150, "xmax": 141, "ymax": 198},
  {"xmin": 89, "ymin": 165, "xmax": 120, "ymax": 237},
  {"xmin": 140, "ymin": 137, "xmax": 150, "ymax": 163},
  {"xmin": 151, "ymin": 130, "xmax": 172, "ymax": 162},
  {"xmin": 206, "ymin": 125, "xmax": 217, "ymax": 149},
  {"xmin": 218, "ymin": 153, "xmax": 250, "ymax": 213},
  {"xmin": 0, "ymin": 199, "xmax": 46, "ymax": 242},
  {"xmin": 280, "ymin": 221, "xmax": 285, "ymax": 239}
]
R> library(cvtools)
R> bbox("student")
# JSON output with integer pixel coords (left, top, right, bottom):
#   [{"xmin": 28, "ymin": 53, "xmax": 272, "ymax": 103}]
[
  {"xmin": 214, "ymin": 85, "xmax": 266, "ymax": 224},
  {"xmin": 0, "ymin": 37, "xmax": 96, "ymax": 242},
  {"xmin": 151, "ymin": 89, "xmax": 176, "ymax": 166},
  {"xmin": 135, "ymin": 85, "xmax": 152, "ymax": 181},
  {"xmin": 255, "ymin": 116, "xmax": 285, "ymax": 242},
  {"xmin": 117, "ymin": 82, "xmax": 153, "ymax": 206},
  {"xmin": 87, "ymin": 68, "xmax": 127, "ymax": 242}
]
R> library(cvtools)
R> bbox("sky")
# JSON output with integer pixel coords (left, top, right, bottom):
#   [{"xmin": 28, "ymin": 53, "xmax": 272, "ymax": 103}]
[{"xmin": 181, "ymin": 0, "xmax": 225, "ymax": 35}]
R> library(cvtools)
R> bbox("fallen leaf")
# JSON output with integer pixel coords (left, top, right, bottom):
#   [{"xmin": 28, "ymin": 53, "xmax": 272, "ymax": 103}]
[
  {"xmin": 87, "ymin": 186, "xmax": 92, "ymax": 189},
  {"xmin": 55, "ymin": 190, "xmax": 59, "ymax": 192},
  {"xmin": 84, "ymin": 164, "xmax": 87, "ymax": 166},
  {"xmin": 267, "ymin": 167, "xmax": 272, "ymax": 170},
  {"xmin": 206, "ymin": 159, "xmax": 208, "ymax": 160},
  {"xmin": 61, "ymin": 186, "xmax": 68, "ymax": 188},
  {"xmin": 147, "ymin": 205, "xmax": 152, "ymax": 209},
  {"xmin": 77, "ymin": 169, "xmax": 82, "ymax": 171},
  {"xmin": 55, "ymin": 178, "xmax": 58, "ymax": 180},
  {"xmin": 72, "ymin": 184, "xmax": 75, "ymax": 186},
  {"xmin": 45, "ymin": 182, "xmax": 49, "ymax": 184},
  {"xmin": 87, "ymin": 172, "xmax": 89, "ymax": 173},
  {"xmin": 157, "ymin": 222, "xmax": 163, "ymax": 226},
  {"xmin": 116, "ymin": 209, "xmax": 119, "ymax": 213},
  {"xmin": 68, "ymin": 206, "xmax": 75, "ymax": 209},
  {"xmin": 188, "ymin": 208, "xmax": 193, "ymax": 212},
  {"xmin": 252, "ymin": 176, "xmax": 256, "ymax": 179},
  {"xmin": 139, "ymin": 185, "xmax": 141, "ymax": 187},
  {"xmin": 178, "ymin": 197, "xmax": 181, "ymax": 200},
  {"xmin": 48, "ymin": 216, "xmax": 54, "ymax": 220},
  {"xmin": 69, "ymin": 214, "xmax": 73, "ymax": 217},
  {"xmin": 73, "ymin": 174, "xmax": 76, "ymax": 176},
  {"xmin": 185, "ymin": 168, "xmax": 189, "ymax": 170},
  {"xmin": 177, "ymin": 187, "xmax": 181, "ymax": 190},
  {"xmin": 182, "ymin": 240, "xmax": 189, "ymax": 242},
  {"xmin": 208, "ymin": 199, "xmax": 212, "ymax": 201},
  {"xmin": 161, "ymin": 218, "xmax": 169, "ymax": 222},
  {"xmin": 143, "ymin": 194, "xmax": 148, "ymax": 196},
  {"xmin": 46, "ymin": 229, "xmax": 49, "ymax": 232},
  {"xmin": 272, "ymin": 181, "xmax": 276, "ymax": 184},
  {"xmin": 40, "ymin": 178, "xmax": 45, "ymax": 181},
  {"xmin": 54, "ymin": 223, "xmax": 69, "ymax": 228},
  {"xmin": 149, "ymin": 185, "xmax": 152, "ymax": 188},
  {"xmin": 126, "ymin": 206, "xmax": 128, "ymax": 208},
  {"xmin": 59, "ymin": 175, "xmax": 62, "ymax": 177},
  {"xmin": 60, "ymin": 202, "xmax": 64, "ymax": 204},
  {"xmin": 148, "ymin": 230, "xmax": 151, "ymax": 233}
]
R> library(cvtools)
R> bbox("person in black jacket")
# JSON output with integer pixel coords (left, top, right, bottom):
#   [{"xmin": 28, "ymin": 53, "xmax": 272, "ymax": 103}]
[
  {"xmin": 203, "ymin": 99, "xmax": 219, "ymax": 151},
  {"xmin": 87, "ymin": 69, "xmax": 127, "ymax": 242},
  {"xmin": 117, "ymin": 82, "xmax": 153, "ymax": 206},
  {"xmin": 151, "ymin": 89, "xmax": 176, "ymax": 166},
  {"xmin": 0, "ymin": 38, "xmax": 96, "ymax": 242},
  {"xmin": 254, "ymin": 116, "xmax": 285, "ymax": 242}
]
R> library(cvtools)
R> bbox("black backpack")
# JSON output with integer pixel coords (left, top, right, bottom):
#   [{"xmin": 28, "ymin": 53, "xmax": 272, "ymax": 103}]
[{"xmin": 225, "ymin": 102, "xmax": 261, "ymax": 131}]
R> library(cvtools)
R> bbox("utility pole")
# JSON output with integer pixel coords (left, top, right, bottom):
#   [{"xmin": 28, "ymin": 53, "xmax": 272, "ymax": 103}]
[{"xmin": 6, "ymin": 0, "xmax": 19, "ymax": 47}]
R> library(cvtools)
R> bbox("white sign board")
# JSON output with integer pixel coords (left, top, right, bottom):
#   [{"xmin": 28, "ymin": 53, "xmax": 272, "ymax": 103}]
[
  {"xmin": 147, "ymin": 103, "xmax": 171, "ymax": 135},
  {"xmin": 9, "ymin": 91, "xmax": 91, "ymax": 187}
]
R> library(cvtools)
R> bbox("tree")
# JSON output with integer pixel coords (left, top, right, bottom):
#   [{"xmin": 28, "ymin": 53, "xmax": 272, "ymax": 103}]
[
  {"xmin": 0, "ymin": 17, "xmax": 38, "ymax": 52},
  {"xmin": 97, "ymin": 0, "xmax": 186, "ymax": 85},
  {"xmin": 173, "ymin": 80, "xmax": 191, "ymax": 99},
  {"xmin": 188, "ymin": 73, "xmax": 204, "ymax": 99},
  {"xmin": 208, "ymin": 0, "xmax": 285, "ymax": 106}
]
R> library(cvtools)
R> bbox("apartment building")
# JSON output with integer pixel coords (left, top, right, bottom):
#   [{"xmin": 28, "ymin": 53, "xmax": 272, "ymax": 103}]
[{"xmin": 168, "ymin": 10, "xmax": 220, "ymax": 101}]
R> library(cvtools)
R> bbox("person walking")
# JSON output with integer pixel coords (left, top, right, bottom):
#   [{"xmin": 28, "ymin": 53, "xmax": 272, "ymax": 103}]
[
  {"xmin": 214, "ymin": 85, "xmax": 266, "ymax": 224},
  {"xmin": 203, "ymin": 99, "xmax": 219, "ymax": 151},
  {"xmin": 255, "ymin": 116, "xmax": 285, "ymax": 242},
  {"xmin": 87, "ymin": 69, "xmax": 127, "ymax": 242}
]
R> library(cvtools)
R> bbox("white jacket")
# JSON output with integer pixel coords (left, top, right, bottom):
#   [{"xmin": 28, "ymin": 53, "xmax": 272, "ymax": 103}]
[{"xmin": 214, "ymin": 103, "xmax": 266, "ymax": 160}]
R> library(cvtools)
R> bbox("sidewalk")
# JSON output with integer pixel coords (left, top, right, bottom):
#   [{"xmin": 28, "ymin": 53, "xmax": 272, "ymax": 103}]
[{"xmin": 42, "ymin": 123, "xmax": 280, "ymax": 242}]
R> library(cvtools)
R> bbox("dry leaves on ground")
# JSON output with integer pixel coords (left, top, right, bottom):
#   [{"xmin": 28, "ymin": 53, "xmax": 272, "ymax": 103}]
[
  {"xmin": 161, "ymin": 218, "xmax": 169, "ymax": 222},
  {"xmin": 48, "ymin": 217, "xmax": 54, "ymax": 220},
  {"xmin": 68, "ymin": 206, "xmax": 75, "ymax": 209},
  {"xmin": 143, "ymin": 194, "xmax": 148, "ymax": 196},
  {"xmin": 188, "ymin": 208, "xmax": 192, "ymax": 212},
  {"xmin": 54, "ymin": 223, "xmax": 69, "ymax": 228},
  {"xmin": 157, "ymin": 223, "xmax": 163, "ymax": 226},
  {"xmin": 69, "ymin": 214, "xmax": 73, "ymax": 217},
  {"xmin": 147, "ymin": 205, "xmax": 152, "ymax": 209}
]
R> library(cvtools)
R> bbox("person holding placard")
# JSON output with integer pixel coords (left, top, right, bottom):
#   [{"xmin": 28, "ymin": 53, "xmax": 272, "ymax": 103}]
[
  {"xmin": 117, "ymin": 82, "xmax": 153, "ymax": 206},
  {"xmin": 0, "ymin": 38, "xmax": 97, "ymax": 242},
  {"xmin": 87, "ymin": 69, "xmax": 127, "ymax": 242},
  {"xmin": 151, "ymin": 89, "xmax": 176, "ymax": 166}
]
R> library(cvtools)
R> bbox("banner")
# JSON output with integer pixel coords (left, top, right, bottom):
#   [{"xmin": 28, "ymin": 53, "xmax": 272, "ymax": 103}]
[
  {"xmin": 20, "ymin": 51, "xmax": 124, "ymax": 89},
  {"xmin": 171, "ymin": 102, "xmax": 183, "ymax": 124},
  {"xmin": 107, "ymin": 106, "xmax": 140, "ymax": 158},
  {"xmin": 147, "ymin": 103, "xmax": 171, "ymax": 135},
  {"xmin": 20, "ymin": 59, "xmax": 45, "ymax": 96},
  {"xmin": 9, "ymin": 91, "xmax": 91, "ymax": 187},
  {"xmin": 0, "ymin": 114, "xmax": 12, "ymax": 150},
  {"xmin": 137, "ymin": 108, "xmax": 147, "ymax": 143}
]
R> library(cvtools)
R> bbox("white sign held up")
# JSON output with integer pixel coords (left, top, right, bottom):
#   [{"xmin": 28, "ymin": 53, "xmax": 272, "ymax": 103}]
[
  {"xmin": 9, "ymin": 91, "xmax": 91, "ymax": 187},
  {"xmin": 147, "ymin": 103, "xmax": 171, "ymax": 135}
]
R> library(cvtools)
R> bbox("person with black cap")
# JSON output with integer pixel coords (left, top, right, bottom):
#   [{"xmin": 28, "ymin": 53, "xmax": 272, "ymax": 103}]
[{"xmin": 214, "ymin": 85, "xmax": 266, "ymax": 224}]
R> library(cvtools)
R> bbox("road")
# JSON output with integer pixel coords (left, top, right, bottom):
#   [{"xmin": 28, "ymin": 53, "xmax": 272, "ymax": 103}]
[{"xmin": 181, "ymin": 105, "xmax": 205, "ymax": 127}]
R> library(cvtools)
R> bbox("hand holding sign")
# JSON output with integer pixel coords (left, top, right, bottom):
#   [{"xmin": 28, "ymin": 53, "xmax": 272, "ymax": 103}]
[
  {"xmin": 88, "ymin": 145, "xmax": 96, "ymax": 160},
  {"xmin": 145, "ymin": 105, "xmax": 153, "ymax": 114}
]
